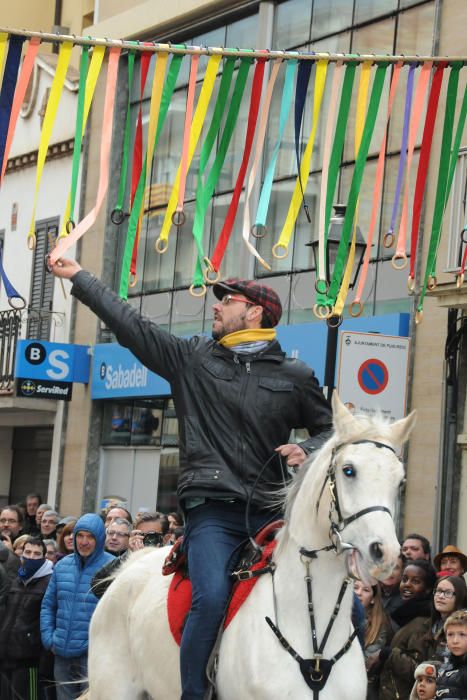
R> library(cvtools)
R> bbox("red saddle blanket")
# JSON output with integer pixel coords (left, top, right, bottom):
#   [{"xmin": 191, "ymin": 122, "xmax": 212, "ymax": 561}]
[{"xmin": 165, "ymin": 520, "xmax": 282, "ymax": 646}]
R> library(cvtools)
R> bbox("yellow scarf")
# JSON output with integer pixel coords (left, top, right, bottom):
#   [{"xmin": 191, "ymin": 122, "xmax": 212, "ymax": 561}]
[{"xmin": 218, "ymin": 329, "xmax": 276, "ymax": 348}]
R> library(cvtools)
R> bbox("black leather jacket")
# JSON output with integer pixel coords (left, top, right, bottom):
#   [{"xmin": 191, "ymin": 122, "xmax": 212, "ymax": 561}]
[{"xmin": 72, "ymin": 272, "xmax": 333, "ymax": 509}]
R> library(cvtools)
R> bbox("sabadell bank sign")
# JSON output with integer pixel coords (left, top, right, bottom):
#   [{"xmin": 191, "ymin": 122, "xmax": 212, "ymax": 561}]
[{"xmin": 91, "ymin": 343, "xmax": 170, "ymax": 399}]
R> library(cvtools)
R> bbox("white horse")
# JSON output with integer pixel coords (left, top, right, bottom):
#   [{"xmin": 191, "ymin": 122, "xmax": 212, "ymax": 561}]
[{"xmin": 85, "ymin": 394, "xmax": 415, "ymax": 699}]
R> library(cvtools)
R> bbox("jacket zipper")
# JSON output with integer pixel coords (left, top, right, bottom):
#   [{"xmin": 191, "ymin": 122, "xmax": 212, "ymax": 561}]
[{"xmin": 235, "ymin": 355, "xmax": 251, "ymax": 481}]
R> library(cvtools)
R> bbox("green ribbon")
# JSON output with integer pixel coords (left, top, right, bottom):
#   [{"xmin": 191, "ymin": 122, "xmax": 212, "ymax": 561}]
[
  {"xmin": 190, "ymin": 56, "xmax": 237, "ymax": 285},
  {"xmin": 323, "ymin": 62, "xmax": 389, "ymax": 309},
  {"xmin": 418, "ymin": 63, "xmax": 464, "ymax": 311},
  {"xmin": 68, "ymin": 46, "xmax": 89, "ymax": 228},
  {"xmin": 119, "ymin": 52, "xmax": 184, "ymax": 299},
  {"xmin": 191, "ymin": 56, "xmax": 253, "ymax": 288},
  {"xmin": 315, "ymin": 62, "xmax": 356, "ymax": 303},
  {"xmin": 113, "ymin": 50, "xmax": 136, "ymax": 219}
]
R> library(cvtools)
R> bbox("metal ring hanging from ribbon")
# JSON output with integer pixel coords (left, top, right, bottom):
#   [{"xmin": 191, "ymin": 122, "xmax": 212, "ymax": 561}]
[
  {"xmin": 111, "ymin": 208, "xmax": 128, "ymax": 225},
  {"xmin": 250, "ymin": 223, "xmax": 267, "ymax": 239},
  {"xmin": 349, "ymin": 300, "xmax": 363, "ymax": 317},
  {"xmin": 327, "ymin": 314, "xmax": 343, "ymax": 329},
  {"xmin": 155, "ymin": 237, "xmax": 169, "ymax": 254},
  {"xmin": 189, "ymin": 283, "xmax": 206, "ymax": 297},
  {"xmin": 391, "ymin": 252, "xmax": 408, "ymax": 270}
]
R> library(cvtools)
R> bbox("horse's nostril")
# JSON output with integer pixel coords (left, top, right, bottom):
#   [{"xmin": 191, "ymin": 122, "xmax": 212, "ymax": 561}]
[{"xmin": 370, "ymin": 541, "xmax": 383, "ymax": 561}]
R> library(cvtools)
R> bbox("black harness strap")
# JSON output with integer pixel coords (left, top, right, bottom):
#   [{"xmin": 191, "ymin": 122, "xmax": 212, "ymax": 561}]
[{"xmin": 265, "ymin": 616, "xmax": 359, "ymax": 700}]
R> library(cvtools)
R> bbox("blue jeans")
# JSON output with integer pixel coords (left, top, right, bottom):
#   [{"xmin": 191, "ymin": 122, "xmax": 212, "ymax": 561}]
[
  {"xmin": 54, "ymin": 655, "xmax": 88, "ymax": 700},
  {"xmin": 180, "ymin": 501, "xmax": 273, "ymax": 700}
]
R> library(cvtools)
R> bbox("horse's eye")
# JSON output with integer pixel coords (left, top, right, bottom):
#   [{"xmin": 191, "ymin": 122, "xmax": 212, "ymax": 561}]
[{"xmin": 342, "ymin": 464, "xmax": 356, "ymax": 478}]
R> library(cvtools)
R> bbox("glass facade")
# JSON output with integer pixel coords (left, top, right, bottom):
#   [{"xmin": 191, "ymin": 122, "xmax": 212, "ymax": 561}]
[{"xmin": 97, "ymin": 0, "xmax": 444, "ymax": 512}]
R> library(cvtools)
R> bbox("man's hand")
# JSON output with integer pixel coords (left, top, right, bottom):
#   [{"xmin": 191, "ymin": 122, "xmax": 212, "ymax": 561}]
[
  {"xmin": 275, "ymin": 444, "xmax": 307, "ymax": 468},
  {"xmin": 47, "ymin": 257, "xmax": 82, "ymax": 280}
]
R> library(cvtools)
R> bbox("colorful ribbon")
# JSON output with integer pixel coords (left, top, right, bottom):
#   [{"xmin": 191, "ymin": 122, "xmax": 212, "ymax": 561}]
[
  {"xmin": 190, "ymin": 56, "xmax": 252, "ymax": 290},
  {"xmin": 210, "ymin": 57, "xmax": 267, "ymax": 272},
  {"xmin": 1, "ymin": 36, "xmax": 39, "ymax": 186},
  {"xmin": 129, "ymin": 47, "xmax": 153, "ymax": 276},
  {"xmin": 28, "ymin": 40, "xmax": 73, "ymax": 250},
  {"xmin": 0, "ymin": 248, "xmax": 25, "ymax": 308},
  {"xmin": 0, "ymin": 35, "xmax": 26, "ymax": 180},
  {"xmin": 111, "ymin": 50, "xmax": 136, "ymax": 224},
  {"xmin": 273, "ymin": 58, "xmax": 329, "ymax": 260},
  {"xmin": 294, "ymin": 59, "xmax": 314, "ymax": 222},
  {"xmin": 118, "ymin": 53, "xmax": 183, "ymax": 298},
  {"xmin": 173, "ymin": 54, "xmax": 200, "ymax": 224},
  {"xmin": 316, "ymin": 61, "xmax": 344, "ymax": 292},
  {"xmin": 242, "ymin": 57, "xmax": 283, "ymax": 271},
  {"xmin": 392, "ymin": 62, "xmax": 432, "ymax": 268},
  {"xmin": 333, "ymin": 60, "xmax": 372, "ymax": 317},
  {"xmin": 0, "ymin": 33, "xmax": 9, "ymax": 90},
  {"xmin": 60, "ymin": 44, "xmax": 106, "ymax": 236},
  {"xmin": 417, "ymin": 63, "xmax": 463, "ymax": 319},
  {"xmin": 253, "ymin": 58, "xmax": 298, "ymax": 236},
  {"xmin": 315, "ymin": 62, "xmax": 356, "ymax": 307},
  {"xmin": 156, "ymin": 54, "xmax": 221, "ymax": 256},
  {"xmin": 318, "ymin": 62, "xmax": 389, "ymax": 314},
  {"xmin": 350, "ymin": 61, "xmax": 403, "ymax": 316},
  {"xmin": 384, "ymin": 63, "xmax": 416, "ymax": 247},
  {"xmin": 49, "ymin": 46, "xmax": 122, "ymax": 263},
  {"xmin": 408, "ymin": 63, "xmax": 446, "ymax": 286}
]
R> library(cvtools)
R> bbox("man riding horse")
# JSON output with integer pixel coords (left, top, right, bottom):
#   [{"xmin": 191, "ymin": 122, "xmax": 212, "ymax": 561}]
[{"xmin": 50, "ymin": 257, "xmax": 333, "ymax": 700}]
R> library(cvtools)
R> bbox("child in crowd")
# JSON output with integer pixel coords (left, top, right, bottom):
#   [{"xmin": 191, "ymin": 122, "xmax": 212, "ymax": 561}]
[
  {"xmin": 436, "ymin": 609, "xmax": 467, "ymax": 697},
  {"xmin": 409, "ymin": 662, "xmax": 438, "ymax": 700}
]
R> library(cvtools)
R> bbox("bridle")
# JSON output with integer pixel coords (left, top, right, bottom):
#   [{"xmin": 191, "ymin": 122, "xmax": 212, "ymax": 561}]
[
  {"xmin": 266, "ymin": 438, "xmax": 399, "ymax": 698},
  {"xmin": 312, "ymin": 438, "xmax": 397, "ymax": 555}
]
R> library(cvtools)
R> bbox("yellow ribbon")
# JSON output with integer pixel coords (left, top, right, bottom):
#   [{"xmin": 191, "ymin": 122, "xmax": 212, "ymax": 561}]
[
  {"xmin": 333, "ymin": 60, "xmax": 372, "ymax": 316},
  {"xmin": 158, "ymin": 54, "xmax": 222, "ymax": 245},
  {"xmin": 0, "ymin": 33, "xmax": 9, "ymax": 86},
  {"xmin": 145, "ymin": 52, "xmax": 169, "ymax": 183},
  {"xmin": 273, "ymin": 59, "xmax": 328, "ymax": 258},
  {"xmin": 58, "ymin": 44, "xmax": 106, "ymax": 238},
  {"xmin": 218, "ymin": 328, "xmax": 276, "ymax": 347},
  {"xmin": 27, "ymin": 41, "xmax": 73, "ymax": 249}
]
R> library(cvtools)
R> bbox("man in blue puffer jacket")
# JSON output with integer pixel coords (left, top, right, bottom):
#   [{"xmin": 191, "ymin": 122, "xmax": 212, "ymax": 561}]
[{"xmin": 40, "ymin": 513, "xmax": 114, "ymax": 699}]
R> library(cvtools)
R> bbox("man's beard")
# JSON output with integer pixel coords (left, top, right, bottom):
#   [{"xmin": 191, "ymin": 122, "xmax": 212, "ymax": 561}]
[{"xmin": 212, "ymin": 312, "xmax": 247, "ymax": 341}]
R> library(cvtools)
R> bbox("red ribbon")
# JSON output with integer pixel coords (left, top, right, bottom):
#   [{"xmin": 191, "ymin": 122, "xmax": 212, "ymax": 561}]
[
  {"xmin": 130, "ymin": 47, "xmax": 153, "ymax": 277},
  {"xmin": 409, "ymin": 62, "xmax": 447, "ymax": 282},
  {"xmin": 211, "ymin": 57, "xmax": 266, "ymax": 272}
]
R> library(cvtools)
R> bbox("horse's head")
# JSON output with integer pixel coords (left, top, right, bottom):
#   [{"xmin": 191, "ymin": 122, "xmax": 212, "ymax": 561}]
[{"xmin": 285, "ymin": 394, "xmax": 416, "ymax": 581}]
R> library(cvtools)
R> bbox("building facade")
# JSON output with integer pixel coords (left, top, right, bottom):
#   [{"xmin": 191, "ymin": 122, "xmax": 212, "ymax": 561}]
[{"xmin": 1, "ymin": 0, "xmax": 465, "ymax": 551}]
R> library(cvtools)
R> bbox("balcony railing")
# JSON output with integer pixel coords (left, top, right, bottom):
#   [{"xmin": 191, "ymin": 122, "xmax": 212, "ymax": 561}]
[{"xmin": 0, "ymin": 308, "xmax": 65, "ymax": 394}]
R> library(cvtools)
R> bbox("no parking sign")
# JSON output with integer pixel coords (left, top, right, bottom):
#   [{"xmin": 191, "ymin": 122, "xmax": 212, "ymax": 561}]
[{"xmin": 337, "ymin": 331, "xmax": 410, "ymax": 421}]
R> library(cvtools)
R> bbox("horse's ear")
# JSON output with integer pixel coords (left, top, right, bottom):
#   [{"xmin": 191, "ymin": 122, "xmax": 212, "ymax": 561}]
[
  {"xmin": 331, "ymin": 393, "xmax": 361, "ymax": 441},
  {"xmin": 388, "ymin": 410, "xmax": 417, "ymax": 449}
]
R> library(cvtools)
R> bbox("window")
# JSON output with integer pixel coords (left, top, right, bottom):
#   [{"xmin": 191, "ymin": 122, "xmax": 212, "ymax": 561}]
[
  {"xmin": 27, "ymin": 218, "xmax": 57, "ymax": 340},
  {"xmin": 446, "ymin": 147, "xmax": 467, "ymax": 273}
]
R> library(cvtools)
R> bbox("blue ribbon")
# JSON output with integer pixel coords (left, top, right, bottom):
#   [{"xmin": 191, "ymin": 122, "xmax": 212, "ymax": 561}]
[
  {"xmin": 0, "ymin": 35, "xmax": 25, "ymax": 176},
  {"xmin": 0, "ymin": 248, "xmax": 25, "ymax": 308},
  {"xmin": 254, "ymin": 59, "xmax": 298, "ymax": 231}
]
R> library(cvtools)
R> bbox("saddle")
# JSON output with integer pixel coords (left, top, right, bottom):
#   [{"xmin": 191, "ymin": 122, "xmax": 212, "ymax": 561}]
[{"xmin": 163, "ymin": 519, "xmax": 283, "ymax": 646}]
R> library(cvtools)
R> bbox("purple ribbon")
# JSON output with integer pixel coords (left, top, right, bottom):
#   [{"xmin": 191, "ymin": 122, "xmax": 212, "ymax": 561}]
[{"xmin": 387, "ymin": 63, "xmax": 417, "ymax": 235}]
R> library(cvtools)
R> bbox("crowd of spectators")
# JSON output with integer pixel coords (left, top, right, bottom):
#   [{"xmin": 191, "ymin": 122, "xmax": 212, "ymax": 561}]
[
  {"xmin": 0, "ymin": 494, "xmax": 184, "ymax": 699},
  {"xmin": 354, "ymin": 533, "xmax": 467, "ymax": 699},
  {"xmin": 1, "ymin": 495, "xmax": 466, "ymax": 700}
]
